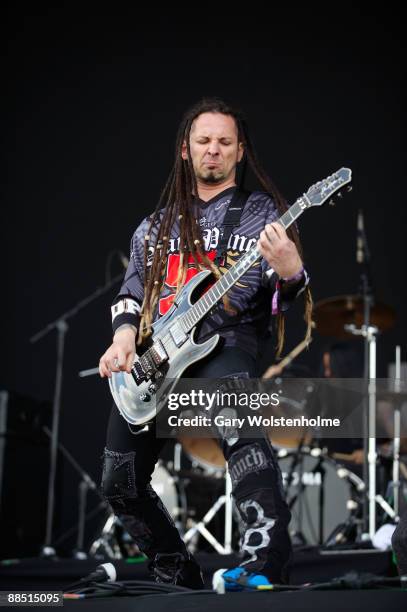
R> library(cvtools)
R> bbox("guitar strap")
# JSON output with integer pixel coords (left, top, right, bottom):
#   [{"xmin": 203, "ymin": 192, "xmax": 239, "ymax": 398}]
[{"xmin": 215, "ymin": 189, "xmax": 251, "ymax": 267}]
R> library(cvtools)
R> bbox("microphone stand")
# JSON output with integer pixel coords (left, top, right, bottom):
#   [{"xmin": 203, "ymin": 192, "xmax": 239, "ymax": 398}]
[
  {"xmin": 30, "ymin": 271, "xmax": 125, "ymax": 556},
  {"xmin": 41, "ymin": 425, "xmax": 109, "ymax": 558}
]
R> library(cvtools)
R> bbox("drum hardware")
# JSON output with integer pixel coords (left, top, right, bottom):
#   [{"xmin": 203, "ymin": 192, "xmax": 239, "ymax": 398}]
[
  {"xmin": 387, "ymin": 345, "xmax": 403, "ymax": 519},
  {"xmin": 313, "ymin": 280, "xmax": 397, "ymax": 541},
  {"xmin": 393, "ymin": 369, "xmax": 402, "ymax": 519},
  {"xmin": 377, "ymin": 347, "xmax": 407, "ymax": 520},
  {"xmin": 88, "ymin": 514, "xmax": 138, "ymax": 559},
  {"xmin": 344, "ymin": 320, "xmax": 378, "ymax": 540},
  {"xmin": 182, "ymin": 469, "xmax": 233, "ymax": 555},
  {"xmin": 89, "ymin": 514, "xmax": 119, "ymax": 558},
  {"xmin": 332, "ymin": 451, "xmax": 397, "ymax": 526},
  {"xmin": 170, "ymin": 438, "xmax": 233, "ymax": 554},
  {"xmin": 341, "ymin": 329, "xmax": 402, "ymax": 532}
]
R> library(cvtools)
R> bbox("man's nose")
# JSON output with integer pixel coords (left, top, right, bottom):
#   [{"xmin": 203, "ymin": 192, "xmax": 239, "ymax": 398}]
[{"xmin": 207, "ymin": 141, "xmax": 220, "ymax": 155}]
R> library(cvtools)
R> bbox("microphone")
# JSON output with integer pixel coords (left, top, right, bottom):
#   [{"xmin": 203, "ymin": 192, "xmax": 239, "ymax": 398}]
[
  {"xmin": 80, "ymin": 563, "xmax": 117, "ymax": 584},
  {"xmin": 356, "ymin": 209, "xmax": 364, "ymax": 264},
  {"xmin": 118, "ymin": 251, "xmax": 129, "ymax": 269}
]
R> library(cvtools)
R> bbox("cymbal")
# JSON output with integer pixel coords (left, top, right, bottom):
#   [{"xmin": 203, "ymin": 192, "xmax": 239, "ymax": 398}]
[{"xmin": 313, "ymin": 294, "xmax": 396, "ymax": 338}]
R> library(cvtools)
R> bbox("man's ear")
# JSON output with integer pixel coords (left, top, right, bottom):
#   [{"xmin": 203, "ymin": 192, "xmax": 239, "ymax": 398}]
[
  {"xmin": 237, "ymin": 142, "xmax": 244, "ymax": 163},
  {"xmin": 181, "ymin": 140, "xmax": 188, "ymax": 160}
]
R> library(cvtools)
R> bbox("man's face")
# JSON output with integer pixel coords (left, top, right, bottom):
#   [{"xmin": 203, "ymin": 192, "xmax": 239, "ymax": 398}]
[{"xmin": 182, "ymin": 112, "xmax": 244, "ymax": 185}]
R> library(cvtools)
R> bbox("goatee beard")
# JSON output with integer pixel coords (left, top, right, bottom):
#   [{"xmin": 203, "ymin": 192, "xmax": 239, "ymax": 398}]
[{"xmin": 199, "ymin": 171, "xmax": 224, "ymax": 185}]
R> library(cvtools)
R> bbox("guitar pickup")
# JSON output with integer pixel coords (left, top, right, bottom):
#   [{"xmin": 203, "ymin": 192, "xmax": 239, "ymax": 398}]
[{"xmin": 169, "ymin": 321, "xmax": 187, "ymax": 347}]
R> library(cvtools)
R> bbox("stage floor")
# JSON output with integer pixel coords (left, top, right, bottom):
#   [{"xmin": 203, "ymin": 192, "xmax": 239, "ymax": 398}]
[{"xmin": 0, "ymin": 548, "xmax": 404, "ymax": 610}]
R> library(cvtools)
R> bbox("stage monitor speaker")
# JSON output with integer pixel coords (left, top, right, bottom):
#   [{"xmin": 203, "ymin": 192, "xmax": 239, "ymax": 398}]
[{"xmin": 0, "ymin": 390, "xmax": 55, "ymax": 558}]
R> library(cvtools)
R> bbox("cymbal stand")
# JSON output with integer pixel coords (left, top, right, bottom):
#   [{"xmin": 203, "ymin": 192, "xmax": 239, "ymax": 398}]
[
  {"xmin": 392, "ymin": 345, "xmax": 402, "ymax": 518},
  {"xmin": 345, "ymin": 209, "xmax": 378, "ymax": 540},
  {"xmin": 343, "ymin": 325, "xmax": 398, "ymax": 535},
  {"xmin": 345, "ymin": 322, "xmax": 381, "ymax": 539}
]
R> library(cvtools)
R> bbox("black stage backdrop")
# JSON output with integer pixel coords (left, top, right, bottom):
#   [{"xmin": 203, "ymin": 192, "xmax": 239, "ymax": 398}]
[{"xmin": 3, "ymin": 6, "xmax": 406, "ymax": 553}]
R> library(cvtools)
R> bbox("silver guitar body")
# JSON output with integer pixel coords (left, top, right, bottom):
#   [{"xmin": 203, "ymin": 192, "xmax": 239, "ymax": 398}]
[{"xmin": 109, "ymin": 269, "xmax": 220, "ymax": 425}]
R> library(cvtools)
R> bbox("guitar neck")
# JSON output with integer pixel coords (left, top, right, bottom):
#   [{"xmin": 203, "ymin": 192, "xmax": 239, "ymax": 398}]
[{"xmin": 181, "ymin": 196, "xmax": 308, "ymax": 332}]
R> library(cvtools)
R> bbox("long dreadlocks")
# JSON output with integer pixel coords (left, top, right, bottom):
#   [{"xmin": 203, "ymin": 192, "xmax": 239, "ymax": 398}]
[{"xmin": 138, "ymin": 98, "xmax": 313, "ymax": 356}]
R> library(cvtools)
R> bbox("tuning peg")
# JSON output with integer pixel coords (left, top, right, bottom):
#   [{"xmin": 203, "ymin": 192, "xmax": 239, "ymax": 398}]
[
  {"xmin": 346, "ymin": 185, "xmax": 353, "ymax": 192},
  {"xmin": 329, "ymin": 199, "xmax": 335, "ymax": 206}
]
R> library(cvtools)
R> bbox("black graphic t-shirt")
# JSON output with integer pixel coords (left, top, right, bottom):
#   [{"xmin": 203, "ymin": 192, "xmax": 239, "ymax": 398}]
[{"xmin": 112, "ymin": 187, "xmax": 309, "ymax": 357}]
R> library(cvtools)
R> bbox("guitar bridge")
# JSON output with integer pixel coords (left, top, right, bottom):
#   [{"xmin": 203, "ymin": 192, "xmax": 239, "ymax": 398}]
[
  {"xmin": 131, "ymin": 339, "xmax": 168, "ymax": 385},
  {"xmin": 131, "ymin": 360, "xmax": 146, "ymax": 384}
]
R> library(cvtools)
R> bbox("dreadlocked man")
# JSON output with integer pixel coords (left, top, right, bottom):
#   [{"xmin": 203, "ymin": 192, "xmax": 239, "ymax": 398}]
[{"xmin": 99, "ymin": 98, "xmax": 311, "ymax": 590}]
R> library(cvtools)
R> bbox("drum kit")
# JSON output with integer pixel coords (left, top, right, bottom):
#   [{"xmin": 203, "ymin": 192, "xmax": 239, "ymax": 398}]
[{"xmin": 89, "ymin": 292, "xmax": 405, "ymax": 557}]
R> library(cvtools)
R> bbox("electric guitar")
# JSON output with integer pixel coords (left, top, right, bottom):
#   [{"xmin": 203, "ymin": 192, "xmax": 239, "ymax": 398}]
[{"xmin": 109, "ymin": 168, "xmax": 352, "ymax": 425}]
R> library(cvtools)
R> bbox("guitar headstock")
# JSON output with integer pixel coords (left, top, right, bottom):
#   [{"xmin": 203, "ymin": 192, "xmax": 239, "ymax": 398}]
[{"xmin": 303, "ymin": 167, "xmax": 352, "ymax": 207}]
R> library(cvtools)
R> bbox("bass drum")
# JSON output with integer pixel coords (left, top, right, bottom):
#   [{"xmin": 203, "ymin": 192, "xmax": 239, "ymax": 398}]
[
  {"xmin": 150, "ymin": 461, "xmax": 182, "ymax": 521},
  {"xmin": 177, "ymin": 437, "xmax": 226, "ymax": 474},
  {"xmin": 277, "ymin": 448, "xmax": 363, "ymax": 546}
]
